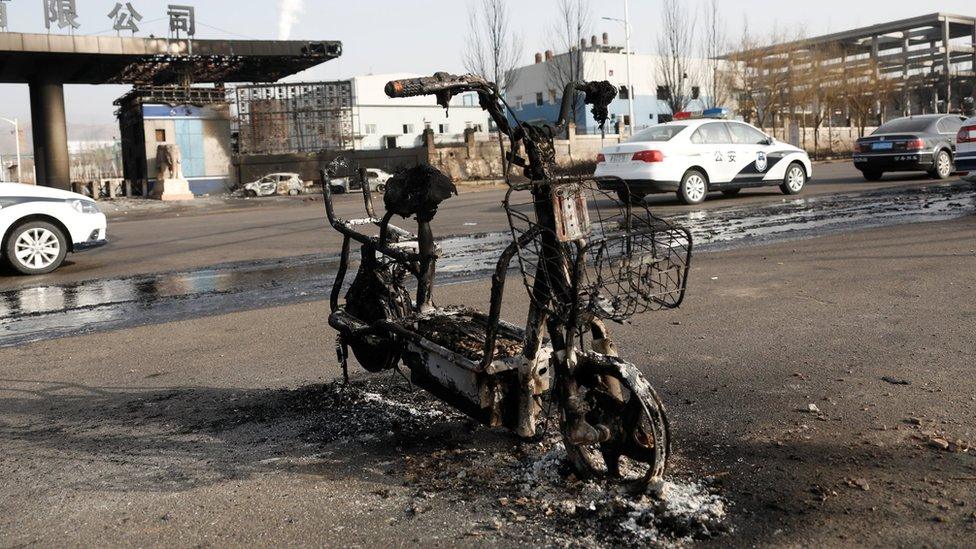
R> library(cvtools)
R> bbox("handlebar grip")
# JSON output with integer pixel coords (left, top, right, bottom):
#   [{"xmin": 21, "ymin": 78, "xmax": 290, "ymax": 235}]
[
  {"xmin": 385, "ymin": 72, "xmax": 485, "ymax": 99},
  {"xmin": 385, "ymin": 77, "xmax": 435, "ymax": 98}
]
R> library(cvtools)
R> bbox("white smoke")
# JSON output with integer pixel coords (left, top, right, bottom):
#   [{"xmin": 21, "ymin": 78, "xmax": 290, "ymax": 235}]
[{"xmin": 277, "ymin": 0, "xmax": 305, "ymax": 40}]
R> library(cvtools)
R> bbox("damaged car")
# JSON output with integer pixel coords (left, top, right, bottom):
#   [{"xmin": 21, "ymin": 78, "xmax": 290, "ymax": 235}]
[{"xmin": 242, "ymin": 173, "xmax": 304, "ymax": 197}]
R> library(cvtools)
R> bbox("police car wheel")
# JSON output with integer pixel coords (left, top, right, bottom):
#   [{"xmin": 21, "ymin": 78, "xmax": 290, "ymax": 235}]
[
  {"xmin": 780, "ymin": 163, "xmax": 806, "ymax": 195},
  {"xmin": 4, "ymin": 221, "xmax": 68, "ymax": 276},
  {"xmin": 677, "ymin": 170, "xmax": 708, "ymax": 205}
]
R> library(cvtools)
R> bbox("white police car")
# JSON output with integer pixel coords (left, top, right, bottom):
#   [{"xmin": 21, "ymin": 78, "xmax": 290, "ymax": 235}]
[
  {"xmin": 0, "ymin": 182, "xmax": 107, "ymax": 275},
  {"xmin": 595, "ymin": 109, "xmax": 813, "ymax": 205},
  {"xmin": 957, "ymin": 116, "xmax": 976, "ymax": 182}
]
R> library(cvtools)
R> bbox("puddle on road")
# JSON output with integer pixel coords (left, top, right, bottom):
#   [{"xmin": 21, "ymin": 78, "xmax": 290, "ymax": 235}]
[{"xmin": 2, "ymin": 182, "xmax": 973, "ymax": 347}]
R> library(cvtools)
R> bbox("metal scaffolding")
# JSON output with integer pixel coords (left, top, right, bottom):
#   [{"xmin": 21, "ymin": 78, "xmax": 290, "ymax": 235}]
[
  {"xmin": 234, "ymin": 81, "xmax": 354, "ymax": 155},
  {"xmin": 726, "ymin": 13, "xmax": 976, "ymax": 116}
]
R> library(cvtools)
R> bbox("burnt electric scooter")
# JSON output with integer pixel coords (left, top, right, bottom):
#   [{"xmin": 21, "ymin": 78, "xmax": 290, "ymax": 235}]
[{"xmin": 322, "ymin": 73, "xmax": 692, "ymax": 491}]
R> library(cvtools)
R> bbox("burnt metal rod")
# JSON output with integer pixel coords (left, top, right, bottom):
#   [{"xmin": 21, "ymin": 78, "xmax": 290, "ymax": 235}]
[{"xmin": 359, "ymin": 166, "xmax": 376, "ymax": 218}]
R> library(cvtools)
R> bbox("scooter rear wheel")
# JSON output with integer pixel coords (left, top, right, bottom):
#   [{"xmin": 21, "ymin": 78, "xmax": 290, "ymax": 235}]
[{"xmin": 563, "ymin": 353, "xmax": 670, "ymax": 493}]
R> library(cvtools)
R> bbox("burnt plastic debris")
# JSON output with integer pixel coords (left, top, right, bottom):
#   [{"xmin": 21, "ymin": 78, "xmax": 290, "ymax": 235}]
[{"xmin": 383, "ymin": 165, "xmax": 458, "ymax": 222}]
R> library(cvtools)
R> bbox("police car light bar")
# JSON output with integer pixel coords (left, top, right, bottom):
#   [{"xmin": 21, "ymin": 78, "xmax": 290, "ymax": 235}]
[{"xmin": 673, "ymin": 107, "xmax": 730, "ymax": 120}]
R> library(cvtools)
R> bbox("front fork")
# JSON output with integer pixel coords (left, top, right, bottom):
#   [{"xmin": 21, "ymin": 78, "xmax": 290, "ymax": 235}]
[{"xmin": 516, "ymin": 303, "xmax": 619, "ymax": 443}]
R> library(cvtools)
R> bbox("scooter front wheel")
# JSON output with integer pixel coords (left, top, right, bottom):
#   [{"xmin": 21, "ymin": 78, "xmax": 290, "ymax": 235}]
[{"xmin": 562, "ymin": 353, "xmax": 671, "ymax": 493}]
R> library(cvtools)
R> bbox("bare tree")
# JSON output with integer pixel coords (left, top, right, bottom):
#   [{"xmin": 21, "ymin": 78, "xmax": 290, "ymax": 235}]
[
  {"xmin": 656, "ymin": 0, "xmax": 699, "ymax": 115},
  {"xmin": 726, "ymin": 26, "xmax": 791, "ymax": 130},
  {"xmin": 463, "ymin": 0, "xmax": 524, "ymax": 92},
  {"xmin": 700, "ymin": 0, "xmax": 729, "ymax": 109},
  {"xmin": 547, "ymin": 0, "xmax": 591, "ymax": 128}
]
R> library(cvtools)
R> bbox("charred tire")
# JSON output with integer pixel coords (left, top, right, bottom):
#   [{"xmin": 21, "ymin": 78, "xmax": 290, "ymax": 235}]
[
  {"xmin": 616, "ymin": 187, "xmax": 646, "ymax": 204},
  {"xmin": 677, "ymin": 170, "xmax": 708, "ymax": 205},
  {"xmin": 563, "ymin": 354, "xmax": 670, "ymax": 493},
  {"xmin": 288, "ymin": 189, "xmax": 300, "ymax": 196},
  {"xmin": 780, "ymin": 162, "xmax": 807, "ymax": 195},
  {"xmin": 929, "ymin": 150, "xmax": 953, "ymax": 180},
  {"xmin": 3, "ymin": 220, "xmax": 68, "ymax": 275},
  {"xmin": 861, "ymin": 170, "xmax": 883, "ymax": 182},
  {"xmin": 376, "ymin": 183, "xmax": 386, "ymax": 193},
  {"xmin": 721, "ymin": 188, "xmax": 741, "ymax": 196},
  {"xmin": 244, "ymin": 189, "xmax": 258, "ymax": 198}
]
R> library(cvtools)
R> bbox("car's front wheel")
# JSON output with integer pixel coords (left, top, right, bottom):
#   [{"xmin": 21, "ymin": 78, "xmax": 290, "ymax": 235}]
[
  {"xmin": 677, "ymin": 170, "xmax": 708, "ymax": 205},
  {"xmin": 4, "ymin": 220, "xmax": 68, "ymax": 275},
  {"xmin": 244, "ymin": 189, "xmax": 258, "ymax": 198},
  {"xmin": 929, "ymin": 150, "xmax": 953, "ymax": 180},
  {"xmin": 780, "ymin": 162, "xmax": 807, "ymax": 195}
]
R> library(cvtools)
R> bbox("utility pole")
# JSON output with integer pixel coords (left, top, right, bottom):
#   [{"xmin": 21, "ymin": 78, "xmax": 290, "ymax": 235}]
[
  {"xmin": 1, "ymin": 117, "xmax": 21, "ymax": 183},
  {"xmin": 623, "ymin": 0, "xmax": 634, "ymax": 135},
  {"xmin": 602, "ymin": 0, "xmax": 636, "ymax": 136}
]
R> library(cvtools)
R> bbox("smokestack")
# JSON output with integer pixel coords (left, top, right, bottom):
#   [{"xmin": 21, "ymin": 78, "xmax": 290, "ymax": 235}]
[
  {"xmin": 591, "ymin": 35, "xmax": 598, "ymax": 47},
  {"xmin": 544, "ymin": 50, "xmax": 554, "ymax": 62},
  {"xmin": 602, "ymin": 32, "xmax": 609, "ymax": 46},
  {"xmin": 535, "ymin": 52, "xmax": 543, "ymax": 64}
]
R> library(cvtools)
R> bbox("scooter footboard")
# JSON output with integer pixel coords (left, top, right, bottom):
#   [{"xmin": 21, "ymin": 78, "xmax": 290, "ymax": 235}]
[{"xmin": 381, "ymin": 308, "xmax": 551, "ymax": 430}]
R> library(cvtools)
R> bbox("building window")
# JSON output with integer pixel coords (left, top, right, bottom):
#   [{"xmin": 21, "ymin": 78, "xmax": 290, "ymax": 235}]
[
  {"xmin": 536, "ymin": 92, "xmax": 544, "ymax": 106},
  {"xmin": 364, "ymin": 124, "xmax": 376, "ymax": 135},
  {"xmin": 403, "ymin": 124, "xmax": 414, "ymax": 134},
  {"xmin": 439, "ymin": 123, "xmax": 449, "ymax": 134},
  {"xmin": 691, "ymin": 86, "xmax": 701, "ymax": 100},
  {"xmin": 515, "ymin": 96, "xmax": 524, "ymax": 109},
  {"xmin": 619, "ymin": 86, "xmax": 630, "ymax": 100},
  {"xmin": 155, "ymin": 129, "xmax": 166, "ymax": 142},
  {"xmin": 623, "ymin": 115, "xmax": 631, "ymax": 126},
  {"xmin": 656, "ymin": 86, "xmax": 671, "ymax": 101},
  {"xmin": 549, "ymin": 89, "xmax": 557, "ymax": 103}
]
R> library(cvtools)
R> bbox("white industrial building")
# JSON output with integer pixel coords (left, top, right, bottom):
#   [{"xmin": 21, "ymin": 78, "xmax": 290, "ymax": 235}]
[
  {"xmin": 505, "ymin": 34, "xmax": 713, "ymax": 134},
  {"xmin": 349, "ymin": 73, "xmax": 491, "ymax": 150}
]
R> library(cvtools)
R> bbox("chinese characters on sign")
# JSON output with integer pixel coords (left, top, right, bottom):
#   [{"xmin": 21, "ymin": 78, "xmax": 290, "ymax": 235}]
[
  {"xmin": 108, "ymin": 2, "xmax": 142, "ymax": 34},
  {"xmin": 0, "ymin": 0, "xmax": 10, "ymax": 32},
  {"xmin": 43, "ymin": 0, "xmax": 80, "ymax": 31},
  {"xmin": 167, "ymin": 4, "xmax": 195, "ymax": 38}
]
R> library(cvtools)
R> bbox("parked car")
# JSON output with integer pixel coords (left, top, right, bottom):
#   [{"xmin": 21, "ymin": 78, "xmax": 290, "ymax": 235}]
[
  {"xmin": 955, "ymin": 116, "xmax": 976, "ymax": 182},
  {"xmin": 330, "ymin": 168, "xmax": 392, "ymax": 194},
  {"xmin": 0, "ymin": 182, "xmax": 107, "ymax": 275},
  {"xmin": 853, "ymin": 114, "xmax": 966, "ymax": 181},
  {"xmin": 594, "ymin": 110, "xmax": 813, "ymax": 205},
  {"xmin": 243, "ymin": 173, "xmax": 304, "ymax": 197}
]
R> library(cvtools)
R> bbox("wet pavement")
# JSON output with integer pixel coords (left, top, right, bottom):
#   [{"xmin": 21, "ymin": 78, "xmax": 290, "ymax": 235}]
[{"xmin": 2, "ymin": 181, "xmax": 973, "ymax": 347}]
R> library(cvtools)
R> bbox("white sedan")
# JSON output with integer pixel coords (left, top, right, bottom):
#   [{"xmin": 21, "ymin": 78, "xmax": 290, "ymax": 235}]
[
  {"xmin": 0, "ymin": 183, "xmax": 107, "ymax": 275},
  {"xmin": 957, "ymin": 116, "xmax": 976, "ymax": 182},
  {"xmin": 595, "ymin": 114, "xmax": 813, "ymax": 205}
]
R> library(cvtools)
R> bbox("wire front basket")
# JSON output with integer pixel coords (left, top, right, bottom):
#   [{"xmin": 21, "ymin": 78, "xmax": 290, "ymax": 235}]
[{"xmin": 504, "ymin": 177, "xmax": 692, "ymax": 323}]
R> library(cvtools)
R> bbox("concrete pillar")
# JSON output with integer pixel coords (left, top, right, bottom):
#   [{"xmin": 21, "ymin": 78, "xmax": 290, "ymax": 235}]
[
  {"xmin": 971, "ymin": 24, "xmax": 976, "ymax": 115},
  {"xmin": 29, "ymin": 81, "xmax": 71, "ymax": 190},
  {"xmin": 942, "ymin": 19, "xmax": 952, "ymax": 112},
  {"xmin": 902, "ymin": 33, "xmax": 911, "ymax": 115}
]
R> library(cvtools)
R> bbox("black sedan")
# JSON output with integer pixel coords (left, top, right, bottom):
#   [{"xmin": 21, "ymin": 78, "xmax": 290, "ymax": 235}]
[{"xmin": 853, "ymin": 114, "xmax": 966, "ymax": 181}]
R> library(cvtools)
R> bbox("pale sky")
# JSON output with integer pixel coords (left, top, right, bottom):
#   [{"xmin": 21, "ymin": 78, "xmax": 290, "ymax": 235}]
[{"xmin": 0, "ymin": 0, "xmax": 974, "ymax": 132}]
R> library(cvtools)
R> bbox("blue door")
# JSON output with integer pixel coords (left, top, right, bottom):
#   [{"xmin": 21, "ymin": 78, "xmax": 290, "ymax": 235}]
[{"xmin": 174, "ymin": 119, "xmax": 205, "ymax": 178}]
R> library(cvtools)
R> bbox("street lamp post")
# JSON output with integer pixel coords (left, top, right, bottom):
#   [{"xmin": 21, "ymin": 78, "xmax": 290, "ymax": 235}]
[
  {"xmin": 0, "ymin": 117, "xmax": 22, "ymax": 183},
  {"xmin": 603, "ymin": 0, "xmax": 636, "ymax": 136}
]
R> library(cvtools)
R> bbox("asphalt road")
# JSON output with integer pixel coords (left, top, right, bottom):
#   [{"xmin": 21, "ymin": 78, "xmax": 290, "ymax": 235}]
[
  {"xmin": 0, "ymin": 161, "xmax": 966, "ymax": 288},
  {"xmin": 0, "ymin": 163, "xmax": 975, "ymax": 546}
]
